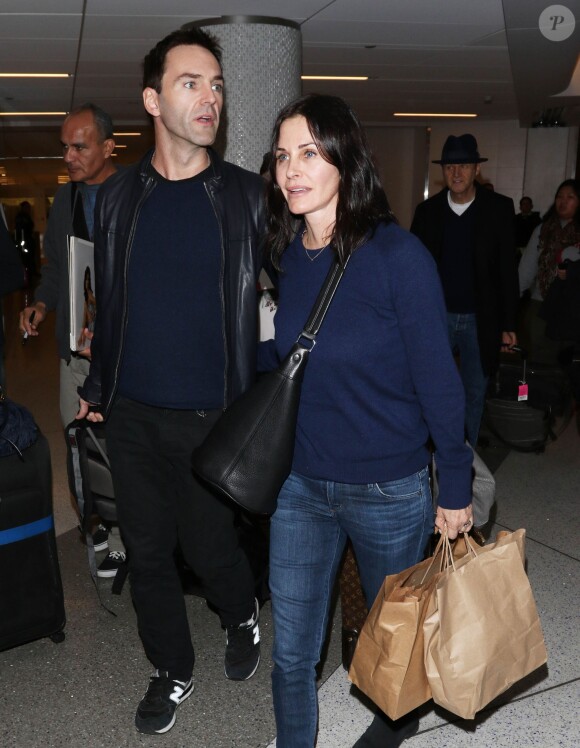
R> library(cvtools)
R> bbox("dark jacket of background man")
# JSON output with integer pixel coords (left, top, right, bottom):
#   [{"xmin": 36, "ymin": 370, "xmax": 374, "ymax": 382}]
[{"xmin": 410, "ymin": 181, "xmax": 519, "ymax": 376}]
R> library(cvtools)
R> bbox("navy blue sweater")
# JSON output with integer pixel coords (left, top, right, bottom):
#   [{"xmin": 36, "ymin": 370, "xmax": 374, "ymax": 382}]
[
  {"xmin": 118, "ymin": 169, "xmax": 224, "ymax": 409},
  {"xmin": 261, "ymin": 222, "xmax": 472, "ymax": 509},
  {"xmin": 439, "ymin": 202, "xmax": 477, "ymax": 313}
]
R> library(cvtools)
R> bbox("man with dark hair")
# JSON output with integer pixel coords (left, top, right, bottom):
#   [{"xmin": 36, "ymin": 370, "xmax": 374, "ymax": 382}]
[
  {"xmin": 77, "ymin": 27, "xmax": 265, "ymax": 735},
  {"xmin": 411, "ymin": 134, "xmax": 519, "ymax": 447}
]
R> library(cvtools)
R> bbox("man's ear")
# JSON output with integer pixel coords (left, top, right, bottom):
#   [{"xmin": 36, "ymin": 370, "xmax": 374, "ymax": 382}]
[
  {"xmin": 143, "ymin": 87, "xmax": 160, "ymax": 118},
  {"xmin": 103, "ymin": 139, "xmax": 115, "ymax": 158}
]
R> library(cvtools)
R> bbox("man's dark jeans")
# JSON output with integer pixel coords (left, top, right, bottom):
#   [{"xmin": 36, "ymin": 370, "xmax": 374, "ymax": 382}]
[{"xmin": 106, "ymin": 396, "xmax": 255, "ymax": 681}]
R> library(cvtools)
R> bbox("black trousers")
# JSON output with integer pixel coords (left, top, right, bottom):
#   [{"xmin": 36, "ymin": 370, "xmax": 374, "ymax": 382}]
[{"xmin": 106, "ymin": 396, "xmax": 255, "ymax": 680}]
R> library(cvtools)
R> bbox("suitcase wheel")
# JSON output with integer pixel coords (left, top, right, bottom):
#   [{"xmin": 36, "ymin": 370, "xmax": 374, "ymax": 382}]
[{"xmin": 49, "ymin": 631, "xmax": 65, "ymax": 644}]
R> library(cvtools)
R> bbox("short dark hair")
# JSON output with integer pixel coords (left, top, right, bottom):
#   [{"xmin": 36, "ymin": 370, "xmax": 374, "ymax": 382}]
[
  {"xmin": 142, "ymin": 27, "xmax": 222, "ymax": 93},
  {"xmin": 67, "ymin": 103, "xmax": 114, "ymax": 141},
  {"xmin": 266, "ymin": 93, "xmax": 393, "ymax": 268}
]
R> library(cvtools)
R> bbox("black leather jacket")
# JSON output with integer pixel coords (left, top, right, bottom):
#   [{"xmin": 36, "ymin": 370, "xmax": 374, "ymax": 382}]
[{"xmin": 80, "ymin": 149, "xmax": 266, "ymax": 417}]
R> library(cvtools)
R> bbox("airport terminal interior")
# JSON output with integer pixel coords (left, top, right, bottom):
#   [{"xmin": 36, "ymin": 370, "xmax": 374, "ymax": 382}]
[
  {"xmin": 0, "ymin": 2, "xmax": 579, "ymax": 746},
  {"xmin": 0, "ymin": 285, "xmax": 577, "ymax": 747}
]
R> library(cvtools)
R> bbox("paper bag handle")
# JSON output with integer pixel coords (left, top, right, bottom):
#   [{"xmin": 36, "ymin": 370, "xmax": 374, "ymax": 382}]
[{"xmin": 418, "ymin": 531, "xmax": 480, "ymax": 585}]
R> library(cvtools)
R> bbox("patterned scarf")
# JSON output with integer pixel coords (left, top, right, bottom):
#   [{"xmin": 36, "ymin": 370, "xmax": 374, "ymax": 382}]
[{"xmin": 537, "ymin": 216, "xmax": 580, "ymax": 298}]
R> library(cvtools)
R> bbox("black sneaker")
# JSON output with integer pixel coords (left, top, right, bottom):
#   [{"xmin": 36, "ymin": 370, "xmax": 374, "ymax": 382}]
[
  {"xmin": 224, "ymin": 598, "xmax": 260, "ymax": 681},
  {"xmin": 97, "ymin": 550, "xmax": 126, "ymax": 578},
  {"xmin": 135, "ymin": 670, "xmax": 194, "ymax": 734},
  {"xmin": 92, "ymin": 523, "xmax": 109, "ymax": 552}
]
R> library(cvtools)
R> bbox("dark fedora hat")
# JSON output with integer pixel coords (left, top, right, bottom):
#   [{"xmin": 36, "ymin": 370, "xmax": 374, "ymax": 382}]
[{"xmin": 432, "ymin": 134, "xmax": 488, "ymax": 164}]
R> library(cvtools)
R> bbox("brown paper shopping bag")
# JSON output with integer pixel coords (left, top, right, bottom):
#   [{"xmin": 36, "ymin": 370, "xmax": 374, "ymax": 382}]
[
  {"xmin": 348, "ymin": 537, "xmax": 456, "ymax": 720},
  {"xmin": 423, "ymin": 529, "xmax": 547, "ymax": 720}
]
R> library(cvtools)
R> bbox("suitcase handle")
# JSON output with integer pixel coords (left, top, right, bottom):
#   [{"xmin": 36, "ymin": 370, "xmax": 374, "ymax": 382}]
[{"xmin": 503, "ymin": 345, "xmax": 528, "ymax": 382}]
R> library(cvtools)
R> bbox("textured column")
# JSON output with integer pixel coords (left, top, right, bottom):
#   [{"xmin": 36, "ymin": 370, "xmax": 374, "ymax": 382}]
[{"xmin": 187, "ymin": 16, "xmax": 301, "ymax": 172}]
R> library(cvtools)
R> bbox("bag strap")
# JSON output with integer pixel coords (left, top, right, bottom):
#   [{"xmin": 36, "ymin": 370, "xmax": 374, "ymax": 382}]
[{"xmin": 298, "ymin": 256, "xmax": 351, "ymax": 346}]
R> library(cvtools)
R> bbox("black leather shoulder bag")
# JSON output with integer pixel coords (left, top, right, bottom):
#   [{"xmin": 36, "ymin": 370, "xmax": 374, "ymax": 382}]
[{"xmin": 191, "ymin": 256, "xmax": 349, "ymax": 515}]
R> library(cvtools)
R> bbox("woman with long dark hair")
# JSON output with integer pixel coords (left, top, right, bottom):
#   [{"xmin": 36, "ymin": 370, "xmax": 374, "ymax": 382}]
[
  {"xmin": 263, "ymin": 93, "xmax": 473, "ymax": 748},
  {"xmin": 537, "ymin": 178, "xmax": 580, "ymax": 297},
  {"xmin": 519, "ymin": 179, "xmax": 580, "ymax": 362}
]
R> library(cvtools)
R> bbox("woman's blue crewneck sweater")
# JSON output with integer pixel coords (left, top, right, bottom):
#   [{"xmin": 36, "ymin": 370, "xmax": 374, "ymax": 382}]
[{"xmin": 261, "ymin": 221, "xmax": 473, "ymax": 509}]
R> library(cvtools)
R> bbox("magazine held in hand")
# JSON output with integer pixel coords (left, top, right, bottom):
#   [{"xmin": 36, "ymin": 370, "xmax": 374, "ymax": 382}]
[{"xmin": 68, "ymin": 237, "xmax": 95, "ymax": 352}]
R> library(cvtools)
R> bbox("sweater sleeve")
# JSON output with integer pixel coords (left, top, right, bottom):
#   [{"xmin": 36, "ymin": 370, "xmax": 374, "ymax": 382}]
[
  {"xmin": 257, "ymin": 339, "xmax": 279, "ymax": 372},
  {"xmin": 387, "ymin": 232, "xmax": 473, "ymax": 509}
]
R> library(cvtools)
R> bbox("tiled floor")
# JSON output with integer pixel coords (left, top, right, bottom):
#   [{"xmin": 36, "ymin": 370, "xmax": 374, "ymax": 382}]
[{"xmin": 1, "ymin": 287, "xmax": 579, "ymax": 747}]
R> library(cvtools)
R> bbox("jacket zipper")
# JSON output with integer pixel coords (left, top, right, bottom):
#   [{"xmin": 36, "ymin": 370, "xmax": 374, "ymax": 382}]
[
  {"xmin": 104, "ymin": 175, "xmax": 156, "ymax": 415},
  {"xmin": 204, "ymin": 179, "xmax": 229, "ymax": 409}
]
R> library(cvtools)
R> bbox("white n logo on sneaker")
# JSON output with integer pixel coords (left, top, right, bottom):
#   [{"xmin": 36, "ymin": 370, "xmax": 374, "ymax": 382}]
[{"xmin": 170, "ymin": 682, "xmax": 186, "ymax": 705}]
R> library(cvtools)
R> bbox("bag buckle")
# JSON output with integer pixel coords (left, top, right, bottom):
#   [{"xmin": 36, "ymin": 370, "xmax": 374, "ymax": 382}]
[{"xmin": 295, "ymin": 331, "xmax": 316, "ymax": 351}]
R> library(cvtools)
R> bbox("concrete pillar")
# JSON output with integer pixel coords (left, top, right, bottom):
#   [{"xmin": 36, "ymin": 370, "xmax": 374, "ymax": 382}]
[{"xmin": 187, "ymin": 16, "xmax": 302, "ymax": 172}]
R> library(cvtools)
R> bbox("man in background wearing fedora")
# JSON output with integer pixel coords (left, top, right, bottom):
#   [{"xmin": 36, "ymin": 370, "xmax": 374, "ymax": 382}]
[{"xmin": 411, "ymin": 133, "xmax": 519, "ymax": 447}]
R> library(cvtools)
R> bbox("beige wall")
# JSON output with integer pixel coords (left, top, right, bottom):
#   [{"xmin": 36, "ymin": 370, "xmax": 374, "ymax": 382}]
[
  {"xmin": 524, "ymin": 127, "xmax": 579, "ymax": 216},
  {"xmin": 363, "ymin": 120, "xmax": 578, "ymax": 227},
  {"xmin": 365, "ymin": 126, "xmax": 427, "ymax": 230}
]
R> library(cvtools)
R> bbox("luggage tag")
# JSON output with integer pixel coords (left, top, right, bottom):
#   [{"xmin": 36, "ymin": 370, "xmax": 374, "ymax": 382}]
[{"xmin": 518, "ymin": 358, "xmax": 528, "ymax": 401}]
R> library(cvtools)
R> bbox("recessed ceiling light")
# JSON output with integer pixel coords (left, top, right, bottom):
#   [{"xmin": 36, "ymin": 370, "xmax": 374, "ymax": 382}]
[
  {"xmin": 301, "ymin": 76, "xmax": 368, "ymax": 81},
  {"xmin": 0, "ymin": 112, "xmax": 67, "ymax": 116},
  {"xmin": 0, "ymin": 73, "xmax": 71, "ymax": 78},
  {"xmin": 394, "ymin": 112, "xmax": 478, "ymax": 118}
]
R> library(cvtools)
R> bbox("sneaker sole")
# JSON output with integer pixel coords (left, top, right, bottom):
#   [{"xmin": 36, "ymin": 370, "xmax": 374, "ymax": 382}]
[
  {"xmin": 224, "ymin": 652, "xmax": 260, "ymax": 681},
  {"xmin": 96, "ymin": 568, "xmax": 119, "ymax": 578},
  {"xmin": 93, "ymin": 541, "xmax": 109, "ymax": 552},
  {"xmin": 135, "ymin": 680, "xmax": 194, "ymax": 735}
]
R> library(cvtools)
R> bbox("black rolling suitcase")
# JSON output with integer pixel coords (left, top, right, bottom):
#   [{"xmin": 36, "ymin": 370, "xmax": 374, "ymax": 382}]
[
  {"xmin": 66, "ymin": 420, "xmax": 129, "ymax": 596},
  {"xmin": 484, "ymin": 398, "xmax": 552, "ymax": 452},
  {"xmin": 491, "ymin": 351, "xmax": 573, "ymax": 417},
  {"xmin": 0, "ymin": 432, "xmax": 66, "ymax": 650},
  {"xmin": 484, "ymin": 346, "xmax": 573, "ymax": 452}
]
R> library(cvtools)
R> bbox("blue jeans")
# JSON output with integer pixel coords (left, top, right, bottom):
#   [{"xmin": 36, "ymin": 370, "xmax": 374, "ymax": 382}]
[
  {"xmin": 270, "ymin": 468, "xmax": 433, "ymax": 748},
  {"xmin": 447, "ymin": 312, "xmax": 488, "ymax": 446}
]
